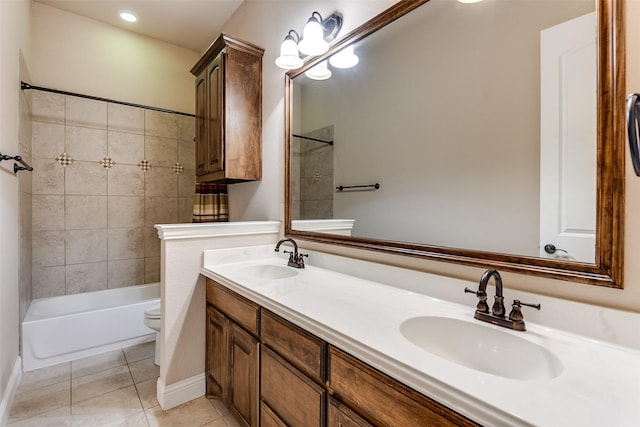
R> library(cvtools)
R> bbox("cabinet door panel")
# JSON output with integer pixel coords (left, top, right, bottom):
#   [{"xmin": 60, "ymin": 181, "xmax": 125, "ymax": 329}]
[
  {"xmin": 261, "ymin": 346, "xmax": 325, "ymax": 427},
  {"xmin": 206, "ymin": 306, "xmax": 228, "ymax": 399},
  {"xmin": 229, "ymin": 323, "xmax": 259, "ymax": 427},
  {"xmin": 206, "ymin": 53, "xmax": 224, "ymax": 174},
  {"xmin": 195, "ymin": 69, "xmax": 207, "ymax": 176}
]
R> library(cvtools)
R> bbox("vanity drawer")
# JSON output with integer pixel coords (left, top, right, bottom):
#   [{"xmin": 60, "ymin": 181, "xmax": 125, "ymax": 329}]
[
  {"xmin": 328, "ymin": 397, "xmax": 372, "ymax": 427},
  {"xmin": 261, "ymin": 309, "xmax": 326, "ymax": 384},
  {"xmin": 261, "ymin": 346, "xmax": 325, "ymax": 427},
  {"xmin": 206, "ymin": 278, "xmax": 259, "ymax": 335},
  {"xmin": 328, "ymin": 346, "xmax": 479, "ymax": 427}
]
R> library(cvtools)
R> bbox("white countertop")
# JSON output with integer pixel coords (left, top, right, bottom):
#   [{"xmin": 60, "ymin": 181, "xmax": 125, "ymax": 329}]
[{"xmin": 202, "ymin": 245, "xmax": 640, "ymax": 427}]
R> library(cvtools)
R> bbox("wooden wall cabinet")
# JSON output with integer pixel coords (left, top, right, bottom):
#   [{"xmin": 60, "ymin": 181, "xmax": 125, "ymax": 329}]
[
  {"xmin": 191, "ymin": 34, "xmax": 264, "ymax": 184},
  {"xmin": 205, "ymin": 277, "xmax": 478, "ymax": 427}
]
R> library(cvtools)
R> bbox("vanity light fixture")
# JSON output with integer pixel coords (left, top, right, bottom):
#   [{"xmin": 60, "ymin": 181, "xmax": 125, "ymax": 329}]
[
  {"xmin": 119, "ymin": 10, "xmax": 138, "ymax": 22},
  {"xmin": 275, "ymin": 30, "xmax": 304, "ymax": 70},
  {"xmin": 305, "ymin": 60, "xmax": 332, "ymax": 81},
  {"xmin": 298, "ymin": 12, "xmax": 329, "ymax": 56},
  {"xmin": 329, "ymin": 45, "xmax": 359, "ymax": 69},
  {"xmin": 275, "ymin": 11, "xmax": 343, "ymax": 70}
]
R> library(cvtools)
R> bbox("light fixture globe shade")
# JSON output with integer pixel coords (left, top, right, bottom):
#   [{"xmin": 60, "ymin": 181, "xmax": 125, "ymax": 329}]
[
  {"xmin": 305, "ymin": 60, "xmax": 332, "ymax": 81},
  {"xmin": 329, "ymin": 45, "xmax": 359, "ymax": 69},
  {"xmin": 275, "ymin": 37, "xmax": 303, "ymax": 69},
  {"xmin": 298, "ymin": 16, "xmax": 329, "ymax": 56}
]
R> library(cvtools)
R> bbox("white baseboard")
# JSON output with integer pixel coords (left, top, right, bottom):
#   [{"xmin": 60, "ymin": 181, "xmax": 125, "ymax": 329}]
[
  {"xmin": 156, "ymin": 372, "xmax": 205, "ymax": 411},
  {"xmin": 0, "ymin": 357, "xmax": 22, "ymax": 426}
]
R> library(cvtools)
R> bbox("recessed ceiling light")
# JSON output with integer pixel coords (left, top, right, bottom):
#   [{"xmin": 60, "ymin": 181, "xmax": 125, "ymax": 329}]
[{"xmin": 119, "ymin": 11, "xmax": 137, "ymax": 22}]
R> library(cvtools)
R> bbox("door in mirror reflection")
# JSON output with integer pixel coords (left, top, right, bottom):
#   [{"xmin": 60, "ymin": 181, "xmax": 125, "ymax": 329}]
[{"xmin": 540, "ymin": 12, "xmax": 596, "ymax": 263}]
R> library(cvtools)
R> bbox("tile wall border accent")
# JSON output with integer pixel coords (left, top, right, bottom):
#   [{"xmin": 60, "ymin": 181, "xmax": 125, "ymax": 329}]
[
  {"xmin": 137, "ymin": 160, "xmax": 151, "ymax": 171},
  {"xmin": 56, "ymin": 152, "xmax": 73, "ymax": 167},
  {"xmin": 99, "ymin": 157, "xmax": 115, "ymax": 169}
]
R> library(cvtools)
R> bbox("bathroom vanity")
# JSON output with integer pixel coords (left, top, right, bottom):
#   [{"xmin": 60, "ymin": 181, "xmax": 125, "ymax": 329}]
[
  {"xmin": 200, "ymin": 245, "xmax": 640, "ymax": 427},
  {"xmin": 205, "ymin": 276, "xmax": 475, "ymax": 426}
]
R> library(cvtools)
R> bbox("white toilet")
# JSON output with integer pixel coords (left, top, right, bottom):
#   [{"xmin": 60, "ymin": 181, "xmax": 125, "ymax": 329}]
[{"xmin": 143, "ymin": 303, "xmax": 161, "ymax": 366}]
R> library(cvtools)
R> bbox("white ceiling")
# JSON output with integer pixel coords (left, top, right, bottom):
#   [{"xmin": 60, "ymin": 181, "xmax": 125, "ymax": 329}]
[{"xmin": 33, "ymin": 0, "xmax": 245, "ymax": 52}]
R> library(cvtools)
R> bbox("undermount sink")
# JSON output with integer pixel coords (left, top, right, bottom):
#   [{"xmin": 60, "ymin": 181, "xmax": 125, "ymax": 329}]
[
  {"xmin": 236, "ymin": 264, "xmax": 299, "ymax": 280},
  {"xmin": 400, "ymin": 316, "xmax": 563, "ymax": 381}
]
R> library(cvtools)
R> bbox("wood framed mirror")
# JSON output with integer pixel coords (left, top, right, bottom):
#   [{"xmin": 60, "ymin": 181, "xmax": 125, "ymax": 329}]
[{"xmin": 284, "ymin": 0, "xmax": 625, "ymax": 288}]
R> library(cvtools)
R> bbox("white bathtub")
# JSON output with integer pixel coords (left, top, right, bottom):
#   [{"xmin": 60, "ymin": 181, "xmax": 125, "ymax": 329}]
[{"xmin": 22, "ymin": 283, "xmax": 160, "ymax": 371}]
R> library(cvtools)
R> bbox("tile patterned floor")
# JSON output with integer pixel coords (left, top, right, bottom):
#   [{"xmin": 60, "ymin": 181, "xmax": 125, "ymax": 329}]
[{"xmin": 7, "ymin": 342, "xmax": 240, "ymax": 427}]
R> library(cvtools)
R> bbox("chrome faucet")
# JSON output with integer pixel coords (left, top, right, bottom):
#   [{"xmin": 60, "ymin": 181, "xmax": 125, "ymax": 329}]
[
  {"xmin": 274, "ymin": 238, "xmax": 308, "ymax": 268},
  {"xmin": 465, "ymin": 269, "xmax": 540, "ymax": 331}
]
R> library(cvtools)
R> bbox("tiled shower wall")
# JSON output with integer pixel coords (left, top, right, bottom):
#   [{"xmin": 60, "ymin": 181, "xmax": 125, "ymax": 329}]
[
  {"xmin": 30, "ymin": 91, "xmax": 195, "ymax": 298},
  {"xmin": 291, "ymin": 125, "xmax": 334, "ymax": 220}
]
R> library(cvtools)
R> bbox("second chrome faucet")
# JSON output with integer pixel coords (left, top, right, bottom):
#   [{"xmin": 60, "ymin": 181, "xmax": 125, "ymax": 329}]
[{"xmin": 465, "ymin": 269, "xmax": 540, "ymax": 331}]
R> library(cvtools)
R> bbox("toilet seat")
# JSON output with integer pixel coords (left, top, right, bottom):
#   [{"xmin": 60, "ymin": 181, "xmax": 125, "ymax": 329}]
[{"xmin": 144, "ymin": 304, "xmax": 161, "ymax": 320}]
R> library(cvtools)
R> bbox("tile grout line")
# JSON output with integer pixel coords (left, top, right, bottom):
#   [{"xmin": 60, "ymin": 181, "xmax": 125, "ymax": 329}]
[
  {"xmin": 68, "ymin": 361, "xmax": 73, "ymax": 419},
  {"xmin": 126, "ymin": 345, "xmax": 158, "ymax": 427},
  {"xmin": 106, "ymin": 109, "xmax": 111, "ymax": 290},
  {"xmin": 63, "ymin": 97, "xmax": 68, "ymax": 296},
  {"xmin": 124, "ymin": 349, "xmax": 149, "ymax": 423}
]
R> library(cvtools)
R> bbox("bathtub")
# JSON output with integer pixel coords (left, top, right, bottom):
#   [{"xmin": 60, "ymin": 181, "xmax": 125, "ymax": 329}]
[{"xmin": 22, "ymin": 283, "xmax": 160, "ymax": 371}]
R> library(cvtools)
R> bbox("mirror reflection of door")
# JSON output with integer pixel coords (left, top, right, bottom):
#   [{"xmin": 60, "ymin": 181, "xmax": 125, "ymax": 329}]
[{"xmin": 539, "ymin": 12, "xmax": 596, "ymax": 263}]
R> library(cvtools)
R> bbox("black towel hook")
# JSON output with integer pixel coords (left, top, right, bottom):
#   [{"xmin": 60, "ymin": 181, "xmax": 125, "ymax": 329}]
[{"xmin": 0, "ymin": 153, "xmax": 33, "ymax": 174}]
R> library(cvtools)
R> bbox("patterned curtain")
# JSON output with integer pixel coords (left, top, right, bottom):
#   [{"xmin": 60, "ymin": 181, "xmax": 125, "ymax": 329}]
[{"xmin": 192, "ymin": 183, "xmax": 229, "ymax": 223}]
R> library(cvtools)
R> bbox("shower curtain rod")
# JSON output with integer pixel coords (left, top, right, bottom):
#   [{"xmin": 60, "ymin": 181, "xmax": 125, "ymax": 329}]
[{"xmin": 20, "ymin": 82, "xmax": 195, "ymax": 117}]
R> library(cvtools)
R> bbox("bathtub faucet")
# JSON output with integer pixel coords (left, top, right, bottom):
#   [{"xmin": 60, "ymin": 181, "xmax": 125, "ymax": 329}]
[{"xmin": 275, "ymin": 238, "xmax": 308, "ymax": 268}]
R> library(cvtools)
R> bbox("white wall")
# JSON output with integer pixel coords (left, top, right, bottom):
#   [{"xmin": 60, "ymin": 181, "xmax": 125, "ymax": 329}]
[
  {"xmin": 0, "ymin": 0, "xmax": 30, "ymax": 418},
  {"xmin": 222, "ymin": 0, "xmax": 640, "ymax": 313},
  {"xmin": 30, "ymin": 2, "xmax": 198, "ymax": 114}
]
